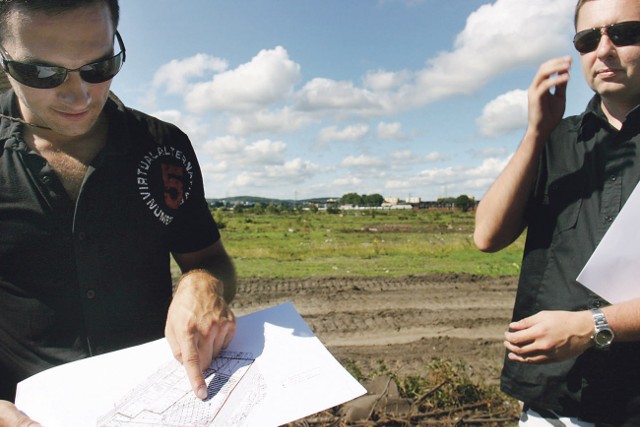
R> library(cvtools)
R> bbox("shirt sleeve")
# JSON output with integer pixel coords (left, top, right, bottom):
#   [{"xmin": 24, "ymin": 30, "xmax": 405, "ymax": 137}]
[{"xmin": 165, "ymin": 132, "xmax": 221, "ymax": 254}]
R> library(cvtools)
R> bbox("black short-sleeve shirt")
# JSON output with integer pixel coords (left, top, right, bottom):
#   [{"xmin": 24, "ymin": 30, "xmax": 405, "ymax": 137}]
[
  {"xmin": 0, "ymin": 91, "xmax": 220, "ymax": 401},
  {"xmin": 501, "ymin": 95, "xmax": 640, "ymax": 424}
]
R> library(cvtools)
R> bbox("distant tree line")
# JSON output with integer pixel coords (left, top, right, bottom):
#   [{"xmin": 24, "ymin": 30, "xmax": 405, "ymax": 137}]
[
  {"xmin": 339, "ymin": 192, "xmax": 385, "ymax": 207},
  {"xmin": 230, "ymin": 202, "xmax": 315, "ymax": 215},
  {"xmin": 437, "ymin": 195, "xmax": 475, "ymax": 212}
]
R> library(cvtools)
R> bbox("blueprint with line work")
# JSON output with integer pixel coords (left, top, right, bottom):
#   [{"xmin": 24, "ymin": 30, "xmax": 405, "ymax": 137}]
[{"xmin": 98, "ymin": 351, "xmax": 255, "ymax": 426}]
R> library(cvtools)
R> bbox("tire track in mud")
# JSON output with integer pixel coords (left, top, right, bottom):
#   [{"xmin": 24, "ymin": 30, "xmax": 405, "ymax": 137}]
[{"xmin": 230, "ymin": 273, "xmax": 518, "ymax": 384}]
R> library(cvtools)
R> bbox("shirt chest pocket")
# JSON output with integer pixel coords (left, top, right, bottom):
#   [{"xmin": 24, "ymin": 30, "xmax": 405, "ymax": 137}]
[{"xmin": 545, "ymin": 174, "xmax": 585, "ymax": 235}]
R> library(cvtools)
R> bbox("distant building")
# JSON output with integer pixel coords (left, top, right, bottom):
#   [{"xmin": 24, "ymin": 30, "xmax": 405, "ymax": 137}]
[{"xmin": 383, "ymin": 197, "xmax": 400, "ymax": 206}]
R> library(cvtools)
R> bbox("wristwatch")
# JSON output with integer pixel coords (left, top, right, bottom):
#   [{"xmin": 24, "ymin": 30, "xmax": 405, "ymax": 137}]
[{"xmin": 591, "ymin": 308, "xmax": 615, "ymax": 349}]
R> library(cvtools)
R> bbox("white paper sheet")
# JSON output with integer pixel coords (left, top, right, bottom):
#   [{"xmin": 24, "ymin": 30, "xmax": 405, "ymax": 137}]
[
  {"xmin": 15, "ymin": 301, "xmax": 365, "ymax": 427},
  {"xmin": 577, "ymin": 180, "xmax": 640, "ymax": 304}
]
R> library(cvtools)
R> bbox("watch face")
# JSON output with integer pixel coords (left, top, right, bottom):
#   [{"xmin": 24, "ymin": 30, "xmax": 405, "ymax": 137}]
[{"xmin": 595, "ymin": 328, "xmax": 614, "ymax": 346}]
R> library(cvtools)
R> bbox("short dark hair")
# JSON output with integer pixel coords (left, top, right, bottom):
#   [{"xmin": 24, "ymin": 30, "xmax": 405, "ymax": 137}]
[{"xmin": 0, "ymin": 0, "xmax": 119, "ymax": 41}]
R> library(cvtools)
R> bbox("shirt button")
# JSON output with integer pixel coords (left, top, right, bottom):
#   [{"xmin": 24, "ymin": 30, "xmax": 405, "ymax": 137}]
[
  {"xmin": 77, "ymin": 232, "xmax": 87, "ymax": 241},
  {"xmin": 40, "ymin": 175, "xmax": 51, "ymax": 185},
  {"xmin": 86, "ymin": 289, "xmax": 96, "ymax": 299},
  {"xmin": 610, "ymin": 175, "xmax": 617, "ymax": 181},
  {"xmin": 606, "ymin": 216, "xmax": 614, "ymax": 222}
]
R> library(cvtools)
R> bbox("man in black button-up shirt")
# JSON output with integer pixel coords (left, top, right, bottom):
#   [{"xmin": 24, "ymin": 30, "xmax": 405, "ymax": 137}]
[
  {"xmin": 475, "ymin": 0, "xmax": 640, "ymax": 426},
  {"xmin": 0, "ymin": 1, "xmax": 238, "ymax": 424}
]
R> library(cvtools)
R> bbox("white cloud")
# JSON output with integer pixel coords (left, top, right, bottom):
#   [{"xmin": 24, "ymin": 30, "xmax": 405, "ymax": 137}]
[
  {"xmin": 297, "ymin": 78, "xmax": 389, "ymax": 115},
  {"xmin": 148, "ymin": 0, "xmax": 574, "ymax": 127},
  {"xmin": 226, "ymin": 108, "xmax": 315, "ymax": 135},
  {"xmin": 226, "ymin": 158, "xmax": 322, "ymax": 193},
  {"xmin": 341, "ymin": 154, "xmax": 385, "ymax": 168},
  {"xmin": 202, "ymin": 135, "xmax": 246, "ymax": 156},
  {"xmin": 202, "ymin": 136, "xmax": 286, "ymax": 164},
  {"xmin": 185, "ymin": 46, "xmax": 301, "ymax": 113},
  {"xmin": 364, "ymin": 70, "xmax": 410, "ymax": 91},
  {"xmin": 152, "ymin": 54, "xmax": 228, "ymax": 95},
  {"xmin": 318, "ymin": 124, "xmax": 370, "ymax": 142},
  {"xmin": 477, "ymin": 89, "xmax": 528, "ymax": 137},
  {"xmin": 230, "ymin": 171, "xmax": 258, "ymax": 188},
  {"xmin": 386, "ymin": 156, "xmax": 510, "ymax": 198},
  {"xmin": 246, "ymin": 139, "xmax": 287, "ymax": 164},
  {"xmin": 424, "ymin": 152, "xmax": 449, "ymax": 162},
  {"xmin": 333, "ymin": 175, "xmax": 363, "ymax": 187},
  {"xmin": 264, "ymin": 158, "xmax": 321, "ymax": 179},
  {"xmin": 377, "ymin": 121, "xmax": 405, "ymax": 140},
  {"xmin": 390, "ymin": 150, "xmax": 414, "ymax": 161},
  {"xmin": 390, "ymin": 150, "xmax": 448, "ymax": 164},
  {"xmin": 402, "ymin": 0, "xmax": 574, "ymax": 107},
  {"xmin": 200, "ymin": 162, "xmax": 229, "ymax": 196},
  {"xmin": 150, "ymin": 109, "xmax": 210, "ymax": 144},
  {"xmin": 285, "ymin": 0, "xmax": 573, "ymax": 118},
  {"xmin": 470, "ymin": 146, "xmax": 511, "ymax": 159}
]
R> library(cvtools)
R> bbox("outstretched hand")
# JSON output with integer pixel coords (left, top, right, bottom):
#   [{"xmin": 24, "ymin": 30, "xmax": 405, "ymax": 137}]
[
  {"xmin": 165, "ymin": 270, "xmax": 236, "ymax": 400},
  {"xmin": 504, "ymin": 310, "xmax": 593, "ymax": 364}
]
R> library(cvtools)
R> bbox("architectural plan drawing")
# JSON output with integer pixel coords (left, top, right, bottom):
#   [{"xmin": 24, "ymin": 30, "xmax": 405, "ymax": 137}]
[
  {"xmin": 15, "ymin": 302, "xmax": 366, "ymax": 427},
  {"xmin": 98, "ymin": 351, "xmax": 255, "ymax": 426}
]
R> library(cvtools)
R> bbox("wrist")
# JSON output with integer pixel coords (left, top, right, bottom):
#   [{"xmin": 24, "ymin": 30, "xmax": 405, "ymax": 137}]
[
  {"xmin": 177, "ymin": 269, "xmax": 224, "ymax": 298},
  {"xmin": 590, "ymin": 308, "xmax": 615, "ymax": 349},
  {"xmin": 522, "ymin": 128, "xmax": 549, "ymax": 150}
]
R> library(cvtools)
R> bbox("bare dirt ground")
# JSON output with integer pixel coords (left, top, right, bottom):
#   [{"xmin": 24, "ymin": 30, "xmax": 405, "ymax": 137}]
[{"xmin": 230, "ymin": 273, "xmax": 518, "ymax": 390}]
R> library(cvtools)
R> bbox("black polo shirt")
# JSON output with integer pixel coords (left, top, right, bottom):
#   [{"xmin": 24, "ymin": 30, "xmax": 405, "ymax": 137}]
[
  {"xmin": 501, "ymin": 95, "xmax": 640, "ymax": 424},
  {"xmin": 0, "ymin": 91, "xmax": 220, "ymax": 401}
]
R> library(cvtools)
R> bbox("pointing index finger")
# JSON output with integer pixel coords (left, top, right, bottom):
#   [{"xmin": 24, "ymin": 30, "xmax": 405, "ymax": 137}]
[{"xmin": 181, "ymin": 337, "xmax": 208, "ymax": 400}]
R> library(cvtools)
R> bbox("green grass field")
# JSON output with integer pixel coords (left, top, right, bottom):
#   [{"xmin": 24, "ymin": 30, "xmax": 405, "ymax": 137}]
[{"xmin": 213, "ymin": 208, "xmax": 524, "ymax": 279}]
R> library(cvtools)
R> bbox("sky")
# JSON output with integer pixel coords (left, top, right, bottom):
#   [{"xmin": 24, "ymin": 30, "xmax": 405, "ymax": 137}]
[{"xmin": 110, "ymin": 0, "xmax": 593, "ymax": 202}]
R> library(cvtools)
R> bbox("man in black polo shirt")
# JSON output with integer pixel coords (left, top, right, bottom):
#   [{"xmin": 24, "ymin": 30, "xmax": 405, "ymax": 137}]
[
  {"xmin": 0, "ymin": 0, "xmax": 237, "ymax": 424},
  {"xmin": 475, "ymin": 0, "xmax": 640, "ymax": 426}
]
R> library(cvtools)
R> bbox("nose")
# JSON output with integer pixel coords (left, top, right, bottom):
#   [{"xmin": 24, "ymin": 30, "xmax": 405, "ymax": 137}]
[
  {"xmin": 57, "ymin": 71, "xmax": 91, "ymax": 107},
  {"xmin": 595, "ymin": 31, "xmax": 617, "ymax": 58}
]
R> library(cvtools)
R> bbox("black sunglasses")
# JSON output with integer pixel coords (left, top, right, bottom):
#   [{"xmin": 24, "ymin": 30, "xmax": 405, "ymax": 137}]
[
  {"xmin": 0, "ymin": 31, "xmax": 126, "ymax": 89},
  {"xmin": 574, "ymin": 21, "xmax": 640, "ymax": 54}
]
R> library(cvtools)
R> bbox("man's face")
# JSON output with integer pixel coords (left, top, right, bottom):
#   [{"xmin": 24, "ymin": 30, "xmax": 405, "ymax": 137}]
[
  {"xmin": 2, "ymin": 3, "xmax": 115, "ymax": 140},
  {"xmin": 577, "ymin": 0, "xmax": 640, "ymax": 107}
]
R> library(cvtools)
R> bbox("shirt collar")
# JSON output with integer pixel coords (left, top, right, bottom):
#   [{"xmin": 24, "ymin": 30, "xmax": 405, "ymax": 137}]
[{"xmin": 578, "ymin": 94, "xmax": 640, "ymax": 139}]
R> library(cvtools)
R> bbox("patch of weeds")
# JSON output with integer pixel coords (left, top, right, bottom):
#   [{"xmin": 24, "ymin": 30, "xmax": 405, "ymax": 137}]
[
  {"xmin": 341, "ymin": 358, "xmax": 366, "ymax": 383},
  {"xmin": 422, "ymin": 359, "xmax": 487, "ymax": 408},
  {"xmin": 338, "ymin": 357, "xmax": 520, "ymax": 425}
]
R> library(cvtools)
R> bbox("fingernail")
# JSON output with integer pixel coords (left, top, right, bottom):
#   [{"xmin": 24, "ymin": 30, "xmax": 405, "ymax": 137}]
[{"xmin": 197, "ymin": 385, "xmax": 208, "ymax": 400}]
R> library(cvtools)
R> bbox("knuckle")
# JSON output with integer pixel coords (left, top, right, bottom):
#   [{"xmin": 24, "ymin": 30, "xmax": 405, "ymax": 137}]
[{"xmin": 183, "ymin": 350, "xmax": 201, "ymax": 365}]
